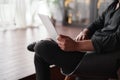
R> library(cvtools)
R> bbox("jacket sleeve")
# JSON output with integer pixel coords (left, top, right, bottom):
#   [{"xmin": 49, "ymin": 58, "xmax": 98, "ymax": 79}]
[
  {"xmin": 87, "ymin": 11, "xmax": 106, "ymax": 36},
  {"xmin": 91, "ymin": 26, "xmax": 120, "ymax": 54},
  {"xmin": 87, "ymin": 1, "xmax": 116, "ymax": 36}
]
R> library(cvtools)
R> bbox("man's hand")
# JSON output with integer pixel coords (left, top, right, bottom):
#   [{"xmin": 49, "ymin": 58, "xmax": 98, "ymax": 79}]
[
  {"xmin": 75, "ymin": 28, "xmax": 89, "ymax": 41},
  {"xmin": 57, "ymin": 35, "xmax": 78, "ymax": 52}
]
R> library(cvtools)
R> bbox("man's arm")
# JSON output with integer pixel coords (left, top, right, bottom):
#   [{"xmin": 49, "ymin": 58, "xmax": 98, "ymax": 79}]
[
  {"xmin": 87, "ymin": 11, "xmax": 106, "ymax": 36},
  {"xmin": 75, "ymin": 25, "xmax": 120, "ymax": 53},
  {"xmin": 75, "ymin": 28, "xmax": 90, "ymax": 41},
  {"xmin": 76, "ymin": 40, "xmax": 94, "ymax": 52},
  {"xmin": 57, "ymin": 35, "xmax": 94, "ymax": 52},
  {"xmin": 91, "ymin": 26, "xmax": 120, "ymax": 53}
]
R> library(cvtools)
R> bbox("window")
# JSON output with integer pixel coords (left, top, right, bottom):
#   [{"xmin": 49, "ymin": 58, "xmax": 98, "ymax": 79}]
[
  {"xmin": 97, "ymin": 0, "xmax": 113, "ymax": 15},
  {"xmin": 63, "ymin": 0, "xmax": 90, "ymax": 26}
]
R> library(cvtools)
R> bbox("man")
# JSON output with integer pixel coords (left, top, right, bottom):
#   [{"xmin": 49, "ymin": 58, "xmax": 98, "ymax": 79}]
[{"xmin": 27, "ymin": 0, "xmax": 120, "ymax": 80}]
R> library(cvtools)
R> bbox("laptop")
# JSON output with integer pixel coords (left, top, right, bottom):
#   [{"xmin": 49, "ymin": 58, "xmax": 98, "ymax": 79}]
[{"xmin": 39, "ymin": 14, "xmax": 58, "ymax": 41}]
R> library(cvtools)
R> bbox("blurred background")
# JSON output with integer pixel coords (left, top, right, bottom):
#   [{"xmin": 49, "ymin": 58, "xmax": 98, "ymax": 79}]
[{"xmin": 0, "ymin": 0, "xmax": 113, "ymax": 30}]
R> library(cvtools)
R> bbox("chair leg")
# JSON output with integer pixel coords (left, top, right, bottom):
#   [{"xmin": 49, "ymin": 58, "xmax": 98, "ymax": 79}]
[
  {"xmin": 117, "ymin": 68, "xmax": 120, "ymax": 80},
  {"xmin": 64, "ymin": 76, "xmax": 76, "ymax": 80},
  {"xmin": 64, "ymin": 75, "xmax": 110, "ymax": 80}
]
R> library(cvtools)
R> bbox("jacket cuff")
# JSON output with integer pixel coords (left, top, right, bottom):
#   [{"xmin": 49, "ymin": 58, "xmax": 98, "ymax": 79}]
[{"xmin": 91, "ymin": 36, "xmax": 103, "ymax": 54}]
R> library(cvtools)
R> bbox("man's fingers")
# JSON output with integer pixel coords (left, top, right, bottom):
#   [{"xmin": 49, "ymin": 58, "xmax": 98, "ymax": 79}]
[
  {"xmin": 75, "ymin": 36, "xmax": 79, "ymax": 41},
  {"xmin": 76, "ymin": 37, "xmax": 80, "ymax": 41},
  {"xmin": 75, "ymin": 35, "xmax": 83, "ymax": 41},
  {"xmin": 82, "ymin": 35, "xmax": 85, "ymax": 40},
  {"xmin": 57, "ymin": 35, "xmax": 62, "ymax": 41},
  {"xmin": 57, "ymin": 35, "xmax": 66, "ymax": 41},
  {"xmin": 57, "ymin": 40, "xmax": 64, "ymax": 46},
  {"xmin": 59, "ymin": 34, "xmax": 68, "ymax": 38},
  {"xmin": 76, "ymin": 35, "xmax": 88, "ymax": 41},
  {"xmin": 57, "ymin": 41, "xmax": 65, "ymax": 50}
]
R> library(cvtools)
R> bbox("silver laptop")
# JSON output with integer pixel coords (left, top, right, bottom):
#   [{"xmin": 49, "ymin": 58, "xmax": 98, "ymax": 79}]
[{"xmin": 39, "ymin": 14, "xmax": 58, "ymax": 41}]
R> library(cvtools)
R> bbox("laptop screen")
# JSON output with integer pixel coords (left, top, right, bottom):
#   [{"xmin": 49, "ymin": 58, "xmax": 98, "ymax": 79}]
[{"xmin": 39, "ymin": 14, "xmax": 58, "ymax": 41}]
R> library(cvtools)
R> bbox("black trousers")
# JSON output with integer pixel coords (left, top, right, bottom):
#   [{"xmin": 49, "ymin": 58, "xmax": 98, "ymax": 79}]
[{"xmin": 34, "ymin": 40, "xmax": 85, "ymax": 80}]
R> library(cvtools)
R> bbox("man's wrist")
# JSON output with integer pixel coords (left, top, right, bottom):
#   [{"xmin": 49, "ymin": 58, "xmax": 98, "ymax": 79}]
[
  {"xmin": 75, "ymin": 42, "xmax": 82, "ymax": 52},
  {"xmin": 75, "ymin": 40, "xmax": 94, "ymax": 52}
]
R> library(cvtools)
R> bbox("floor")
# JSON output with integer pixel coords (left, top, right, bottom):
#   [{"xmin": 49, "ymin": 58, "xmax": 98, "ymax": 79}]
[{"xmin": 0, "ymin": 23, "xmax": 83, "ymax": 80}]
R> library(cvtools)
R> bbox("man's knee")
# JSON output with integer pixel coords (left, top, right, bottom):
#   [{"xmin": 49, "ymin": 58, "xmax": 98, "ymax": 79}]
[
  {"xmin": 34, "ymin": 40, "xmax": 58, "ymax": 64},
  {"xmin": 34, "ymin": 40, "xmax": 56, "ymax": 54}
]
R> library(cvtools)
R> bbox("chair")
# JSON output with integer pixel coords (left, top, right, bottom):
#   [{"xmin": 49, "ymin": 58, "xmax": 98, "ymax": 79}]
[{"xmin": 64, "ymin": 51, "xmax": 120, "ymax": 80}]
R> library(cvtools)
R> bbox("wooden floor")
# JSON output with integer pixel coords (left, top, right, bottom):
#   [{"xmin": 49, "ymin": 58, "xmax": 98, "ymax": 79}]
[{"xmin": 0, "ymin": 23, "xmax": 83, "ymax": 80}]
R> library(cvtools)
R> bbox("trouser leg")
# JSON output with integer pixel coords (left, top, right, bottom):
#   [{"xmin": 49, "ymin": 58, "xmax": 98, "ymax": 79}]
[
  {"xmin": 34, "ymin": 40, "xmax": 85, "ymax": 80},
  {"xmin": 34, "ymin": 54, "xmax": 51, "ymax": 80}
]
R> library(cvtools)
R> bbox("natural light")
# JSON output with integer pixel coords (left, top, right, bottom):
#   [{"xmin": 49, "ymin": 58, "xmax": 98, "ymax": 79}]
[{"xmin": 0, "ymin": 0, "xmax": 51, "ymax": 30}]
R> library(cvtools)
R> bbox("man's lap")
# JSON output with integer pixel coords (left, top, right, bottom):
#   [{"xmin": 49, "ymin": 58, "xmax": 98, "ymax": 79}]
[{"xmin": 33, "ymin": 39, "xmax": 85, "ymax": 75}]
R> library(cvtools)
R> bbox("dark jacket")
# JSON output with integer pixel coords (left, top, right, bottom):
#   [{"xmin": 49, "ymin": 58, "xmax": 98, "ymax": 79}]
[{"xmin": 88, "ymin": 1, "xmax": 120, "ymax": 54}]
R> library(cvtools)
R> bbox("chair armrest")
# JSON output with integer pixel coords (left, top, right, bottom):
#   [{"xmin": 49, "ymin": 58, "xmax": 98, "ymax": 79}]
[{"xmin": 74, "ymin": 51, "xmax": 120, "ymax": 77}]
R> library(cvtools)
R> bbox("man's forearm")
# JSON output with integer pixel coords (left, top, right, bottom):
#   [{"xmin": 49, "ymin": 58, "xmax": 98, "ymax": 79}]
[{"xmin": 75, "ymin": 40, "xmax": 95, "ymax": 52}]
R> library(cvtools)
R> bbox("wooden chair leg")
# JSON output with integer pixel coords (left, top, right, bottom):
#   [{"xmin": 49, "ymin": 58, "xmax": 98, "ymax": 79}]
[
  {"xmin": 64, "ymin": 75, "xmax": 76, "ymax": 80},
  {"xmin": 117, "ymin": 68, "xmax": 120, "ymax": 80}
]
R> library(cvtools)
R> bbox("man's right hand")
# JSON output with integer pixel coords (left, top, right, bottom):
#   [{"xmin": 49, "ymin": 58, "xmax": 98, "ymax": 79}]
[{"xmin": 75, "ymin": 28, "xmax": 89, "ymax": 41}]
